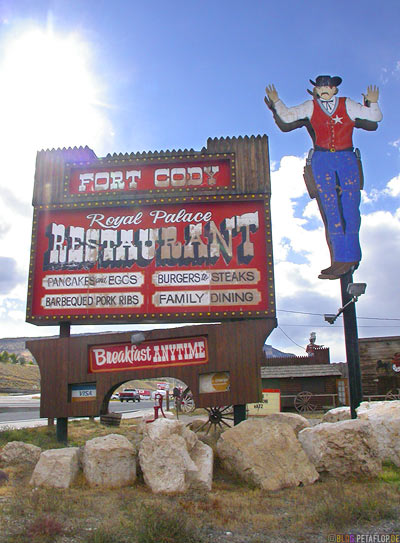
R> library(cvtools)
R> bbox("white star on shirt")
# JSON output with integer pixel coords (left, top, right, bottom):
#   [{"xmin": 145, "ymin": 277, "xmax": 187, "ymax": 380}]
[{"xmin": 332, "ymin": 115, "xmax": 343, "ymax": 124}]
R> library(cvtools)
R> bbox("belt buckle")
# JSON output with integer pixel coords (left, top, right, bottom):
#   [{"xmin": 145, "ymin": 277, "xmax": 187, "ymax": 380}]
[{"xmin": 330, "ymin": 147, "xmax": 336, "ymax": 152}]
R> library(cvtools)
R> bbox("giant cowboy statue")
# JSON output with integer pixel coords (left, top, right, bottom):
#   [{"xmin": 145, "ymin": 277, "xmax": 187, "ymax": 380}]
[{"xmin": 265, "ymin": 75, "xmax": 382, "ymax": 280}]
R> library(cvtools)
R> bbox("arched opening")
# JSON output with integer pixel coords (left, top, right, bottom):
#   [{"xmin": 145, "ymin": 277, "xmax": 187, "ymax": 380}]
[{"xmin": 100, "ymin": 377, "xmax": 193, "ymax": 418}]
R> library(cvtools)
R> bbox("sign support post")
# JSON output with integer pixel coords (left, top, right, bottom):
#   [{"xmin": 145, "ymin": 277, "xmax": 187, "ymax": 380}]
[
  {"xmin": 233, "ymin": 404, "xmax": 246, "ymax": 425},
  {"xmin": 340, "ymin": 271, "xmax": 363, "ymax": 418},
  {"xmin": 57, "ymin": 322, "xmax": 70, "ymax": 443}
]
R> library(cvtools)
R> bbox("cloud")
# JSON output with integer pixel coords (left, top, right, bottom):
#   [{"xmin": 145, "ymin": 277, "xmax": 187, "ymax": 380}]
[
  {"xmin": 389, "ymin": 139, "xmax": 400, "ymax": 149},
  {"xmin": 383, "ymin": 174, "xmax": 400, "ymax": 197},
  {"xmin": 267, "ymin": 155, "xmax": 400, "ymax": 362},
  {"xmin": 0, "ymin": 24, "xmax": 115, "ymax": 339},
  {"xmin": 0, "ymin": 257, "xmax": 25, "ymax": 294},
  {"xmin": 0, "ymin": 187, "xmax": 31, "ymax": 216}
]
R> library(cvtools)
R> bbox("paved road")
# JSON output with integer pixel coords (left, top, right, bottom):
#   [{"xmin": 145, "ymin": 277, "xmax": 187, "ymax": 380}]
[{"xmin": 0, "ymin": 395, "xmax": 156, "ymax": 427}]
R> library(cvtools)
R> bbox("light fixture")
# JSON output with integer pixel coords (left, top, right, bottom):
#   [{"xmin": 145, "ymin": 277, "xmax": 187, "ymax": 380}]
[
  {"xmin": 131, "ymin": 332, "xmax": 146, "ymax": 344},
  {"xmin": 324, "ymin": 282, "xmax": 367, "ymax": 325},
  {"xmin": 324, "ymin": 314, "xmax": 337, "ymax": 325},
  {"xmin": 347, "ymin": 282, "xmax": 367, "ymax": 299}
]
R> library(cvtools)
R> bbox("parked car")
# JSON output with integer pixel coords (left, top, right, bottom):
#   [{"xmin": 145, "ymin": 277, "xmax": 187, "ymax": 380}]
[{"xmin": 119, "ymin": 388, "xmax": 141, "ymax": 402}]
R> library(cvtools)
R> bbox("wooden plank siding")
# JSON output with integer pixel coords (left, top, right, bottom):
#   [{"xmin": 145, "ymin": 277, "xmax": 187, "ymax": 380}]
[
  {"xmin": 33, "ymin": 136, "xmax": 271, "ymax": 206},
  {"xmin": 359, "ymin": 336, "xmax": 400, "ymax": 397}
]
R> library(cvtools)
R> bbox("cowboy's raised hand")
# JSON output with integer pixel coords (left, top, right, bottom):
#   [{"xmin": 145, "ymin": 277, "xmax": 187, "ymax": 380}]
[
  {"xmin": 265, "ymin": 84, "xmax": 279, "ymax": 104},
  {"xmin": 362, "ymin": 85, "xmax": 379, "ymax": 103}
]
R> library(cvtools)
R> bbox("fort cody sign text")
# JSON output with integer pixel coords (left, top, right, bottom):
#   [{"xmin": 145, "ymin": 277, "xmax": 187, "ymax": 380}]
[
  {"xmin": 27, "ymin": 198, "xmax": 271, "ymax": 324},
  {"xmin": 67, "ymin": 156, "xmax": 232, "ymax": 195}
]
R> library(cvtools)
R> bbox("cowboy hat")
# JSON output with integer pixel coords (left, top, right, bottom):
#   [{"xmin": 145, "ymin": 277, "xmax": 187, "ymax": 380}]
[{"xmin": 310, "ymin": 75, "xmax": 342, "ymax": 87}]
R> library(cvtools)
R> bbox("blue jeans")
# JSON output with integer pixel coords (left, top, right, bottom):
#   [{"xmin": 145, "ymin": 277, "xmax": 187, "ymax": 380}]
[{"xmin": 311, "ymin": 150, "xmax": 361, "ymax": 263}]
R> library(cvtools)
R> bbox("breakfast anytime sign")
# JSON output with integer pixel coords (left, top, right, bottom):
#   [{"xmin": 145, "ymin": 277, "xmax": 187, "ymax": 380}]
[
  {"xmin": 27, "ymin": 198, "xmax": 270, "ymax": 323},
  {"xmin": 88, "ymin": 336, "xmax": 208, "ymax": 373}
]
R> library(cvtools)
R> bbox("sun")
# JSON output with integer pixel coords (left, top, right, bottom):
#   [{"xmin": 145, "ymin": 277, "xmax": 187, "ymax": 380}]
[{"xmin": 0, "ymin": 25, "xmax": 112, "ymax": 153}]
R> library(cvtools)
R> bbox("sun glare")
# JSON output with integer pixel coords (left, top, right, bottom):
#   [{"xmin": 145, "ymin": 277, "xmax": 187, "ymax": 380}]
[{"xmin": 0, "ymin": 26, "xmax": 112, "ymax": 153}]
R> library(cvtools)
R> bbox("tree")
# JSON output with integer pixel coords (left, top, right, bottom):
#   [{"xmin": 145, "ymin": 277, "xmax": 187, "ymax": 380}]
[{"xmin": 0, "ymin": 351, "xmax": 11, "ymax": 363}]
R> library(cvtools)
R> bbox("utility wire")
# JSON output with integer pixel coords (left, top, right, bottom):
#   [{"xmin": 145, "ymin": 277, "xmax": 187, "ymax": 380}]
[
  {"xmin": 277, "ymin": 326, "xmax": 306, "ymax": 351},
  {"xmin": 278, "ymin": 308, "xmax": 400, "ymax": 321},
  {"xmin": 279, "ymin": 323, "xmax": 400, "ymax": 328}
]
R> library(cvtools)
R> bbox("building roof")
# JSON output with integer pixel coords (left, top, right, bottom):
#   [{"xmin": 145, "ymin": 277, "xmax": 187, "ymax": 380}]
[{"xmin": 260, "ymin": 364, "xmax": 343, "ymax": 379}]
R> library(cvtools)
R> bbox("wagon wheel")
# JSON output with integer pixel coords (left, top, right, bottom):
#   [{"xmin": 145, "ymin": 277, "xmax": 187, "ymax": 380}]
[
  {"xmin": 385, "ymin": 388, "xmax": 400, "ymax": 401},
  {"xmin": 178, "ymin": 387, "xmax": 196, "ymax": 413},
  {"xmin": 193, "ymin": 406, "xmax": 234, "ymax": 434},
  {"xmin": 294, "ymin": 391, "xmax": 317, "ymax": 413}
]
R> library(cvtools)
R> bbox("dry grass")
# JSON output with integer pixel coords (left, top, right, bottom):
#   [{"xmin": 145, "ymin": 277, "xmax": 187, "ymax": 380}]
[
  {"xmin": 0, "ymin": 421, "xmax": 399, "ymax": 542},
  {"xmin": 0, "ymin": 418, "xmax": 142, "ymax": 450},
  {"xmin": 0, "ymin": 361, "xmax": 40, "ymax": 390}
]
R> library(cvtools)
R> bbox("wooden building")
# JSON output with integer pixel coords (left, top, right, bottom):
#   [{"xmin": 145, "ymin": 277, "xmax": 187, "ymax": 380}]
[
  {"xmin": 261, "ymin": 348, "xmax": 344, "ymax": 411},
  {"xmin": 359, "ymin": 336, "xmax": 400, "ymax": 400}
]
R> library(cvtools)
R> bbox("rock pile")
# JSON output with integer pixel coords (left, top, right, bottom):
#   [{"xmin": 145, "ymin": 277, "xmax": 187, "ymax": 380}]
[{"xmin": 2, "ymin": 400, "xmax": 399, "ymax": 493}]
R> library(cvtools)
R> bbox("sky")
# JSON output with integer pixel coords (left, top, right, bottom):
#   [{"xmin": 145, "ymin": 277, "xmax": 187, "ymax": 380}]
[{"xmin": 0, "ymin": 0, "xmax": 399, "ymax": 362}]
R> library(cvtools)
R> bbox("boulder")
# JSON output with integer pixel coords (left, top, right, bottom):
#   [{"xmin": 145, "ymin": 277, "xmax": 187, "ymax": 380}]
[
  {"xmin": 138, "ymin": 418, "xmax": 213, "ymax": 493},
  {"xmin": 262, "ymin": 412, "xmax": 311, "ymax": 436},
  {"xmin": 216, "ymin": 418, "xmax": 319, "ymax": 491},
  {"xmin": 30, "ymin": 448, "xmax": 80, "ymax": 489},
  {"xmin": 298, "ymin": 419, "xmax": 382, "ymax": 477},
  {"xmin": 83, "ymin": 434, "xmax": 136, "ymax": 488},
  {"xmin": 187, "ymin": 440, "xmax": 213, "ymax": 491},
  {"xmin": 0, "ymin": 470, "xmax": 9, "ymax": 486},
  {"xmin": 321, "ymin": 407, "xmax": 351, "ymax": 423},
  {"xmin": 1, "ymin": 441, "xmax": 41, "ymax": 466},
  {"xmin": 357, "ymin": 400, "xmax": 400, "ymax": 466}
]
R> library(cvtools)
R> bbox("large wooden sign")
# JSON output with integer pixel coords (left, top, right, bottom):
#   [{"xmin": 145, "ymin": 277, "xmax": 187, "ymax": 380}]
[{"xmin": 27, "ymin": 136, "xmax": 275, "ymax": 326}]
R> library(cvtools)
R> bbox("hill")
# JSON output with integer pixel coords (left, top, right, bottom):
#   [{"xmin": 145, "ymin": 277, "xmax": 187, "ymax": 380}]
[
  {"xmin": 0, "ymin": 337, "xmax": 41, "ymax": 363},
  {"xmin": 0, "ymin": 361, "xmax": 40, "ymax": 392}
]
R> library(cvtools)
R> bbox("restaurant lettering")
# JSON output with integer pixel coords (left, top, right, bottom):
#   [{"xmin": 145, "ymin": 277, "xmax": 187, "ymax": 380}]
[{"xmin": 44, "ymin": 211, "xmax": 259, "ymax": 270}]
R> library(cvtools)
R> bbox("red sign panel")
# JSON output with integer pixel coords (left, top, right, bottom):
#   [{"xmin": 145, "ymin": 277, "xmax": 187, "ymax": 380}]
[
  {"xmin": 67, "ymin": 157, "xmax": 232, "ymax": 196},
  {"xmin": 88, "ymin": 336, "xmax": 208, "ymax": 373},
  {"xmin": 27, "ymin": 197, "xmax": 271, "ymax": 324}
]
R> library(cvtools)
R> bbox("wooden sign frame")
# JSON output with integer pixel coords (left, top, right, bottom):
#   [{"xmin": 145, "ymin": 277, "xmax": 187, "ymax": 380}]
[
  {"xmin": 25, "ymin": 135, "xmax": 277, "ymax": 429},
  {"xmin": 27, "ymin": 136, "xmax": 275, "ymax": 327},
  {"xmin": 27, "ymin": 319, "xmax": 274, "ymax": 419}
]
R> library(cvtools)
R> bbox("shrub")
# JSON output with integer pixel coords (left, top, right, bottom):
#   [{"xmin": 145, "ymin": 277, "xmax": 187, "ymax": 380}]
[
  {"xmin": 84, "ymin": 527, "xmax": 126, "ymax": 543},
  {"xmin": 136, "ymin": 505, "xmax": 204, "ymax": 543},
  {"xmin": 26, "ymin": 515, "xmax": 65, "ymax": 541}
]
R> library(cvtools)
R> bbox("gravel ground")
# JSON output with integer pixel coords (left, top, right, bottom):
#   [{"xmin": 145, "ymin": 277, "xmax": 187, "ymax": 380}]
[{"xmin": 203, "ymin": 520, "xmax": 400, "ymax": 543}]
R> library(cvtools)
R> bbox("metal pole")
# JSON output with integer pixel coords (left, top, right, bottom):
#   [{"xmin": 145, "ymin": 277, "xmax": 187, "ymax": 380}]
[
  {"xmin": 340, "ymin": 271, "xmax": 363, "ymax": 418},
  {"xmin": 56, "ymin": 322, "xmax": 70, "ymax": 443},
  {"xmin": 56, "ymin": 417, "xmax": 68, "ymax": 444},
  {"xmin": 233, "ymin": 404, "xmax": 246, "ymax": 425}
]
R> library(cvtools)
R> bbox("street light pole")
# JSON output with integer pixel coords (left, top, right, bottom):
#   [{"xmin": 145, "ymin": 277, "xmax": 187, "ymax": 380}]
[{"xmin": 340, "ymin": 270, "xmax": 363, "ymax": 419}]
